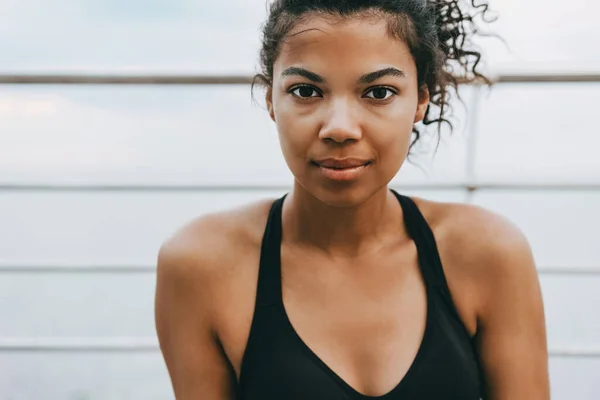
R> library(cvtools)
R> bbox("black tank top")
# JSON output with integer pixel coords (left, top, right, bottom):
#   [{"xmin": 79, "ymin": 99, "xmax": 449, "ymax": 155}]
[{"xmin": 238, "ymin": 190, "xmax": 482, "ymax": 399}]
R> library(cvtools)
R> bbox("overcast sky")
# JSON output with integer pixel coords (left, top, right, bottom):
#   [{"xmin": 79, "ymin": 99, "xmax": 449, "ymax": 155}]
[
  {"xmin": 1, "ymin": 0, "xmax": 599, "ymax": 185},
  {"xmin": 1, "ymin": 0, "xmax": 599, "ymax": 72}
]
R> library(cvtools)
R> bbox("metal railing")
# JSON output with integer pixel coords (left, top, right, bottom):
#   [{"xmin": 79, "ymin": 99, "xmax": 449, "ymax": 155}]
[
  {"xmin": 0, "ymin": 337, "xmax": 597, "ymax": 358},
  {"xmin": 0, "ymin": 263, "xmax": 598, "ymax": 276},
  {"xmin": 1, "ymin": 182, "xmax": 600, "ymax": 192},
  {"xmin": 2, "ymin": 72, "xmax": 600, "ymax": 85}
]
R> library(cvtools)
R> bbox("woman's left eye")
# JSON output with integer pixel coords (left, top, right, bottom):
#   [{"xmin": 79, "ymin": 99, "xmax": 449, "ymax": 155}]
[{"xmin": 364, "ymin": 87, "xmax": 397, "ymax": 100}]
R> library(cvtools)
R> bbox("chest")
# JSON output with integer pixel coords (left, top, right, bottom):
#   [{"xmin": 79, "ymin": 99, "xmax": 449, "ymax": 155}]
[
  {"xmin": 218, "ymin": 241, "xmax": 477, "ymax": 397},
  {"xmin": 236, "ymin": 247, "xmax": 481, "ymax": 399},
  {"xmin": 282, "ymin": 247, "xmax": 427, "ymax": 395}
]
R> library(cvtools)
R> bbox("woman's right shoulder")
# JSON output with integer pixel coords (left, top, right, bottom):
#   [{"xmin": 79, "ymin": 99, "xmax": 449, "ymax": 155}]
[{"xmin": 156, "ymin": 197, "xmax": 277, "ymax": 286}]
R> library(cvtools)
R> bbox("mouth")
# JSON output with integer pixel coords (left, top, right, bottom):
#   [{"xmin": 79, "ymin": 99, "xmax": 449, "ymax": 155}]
[
  {"xmin": 312, "ymin": 158, "xmax": 372, "ymax": 182},
  {"xmin": 313, "ymin": 158, "xmax": 372, "ymax": 169}
]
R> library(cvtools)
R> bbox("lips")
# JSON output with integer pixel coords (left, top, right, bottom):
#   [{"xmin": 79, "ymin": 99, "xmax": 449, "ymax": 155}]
[
  {"xmin": 312, "ymin": 158, "xmax": 372, "ymax": 182},
  {"xmin": 314, "ymin": 158, "xmax": 371, "ymax": 169}
]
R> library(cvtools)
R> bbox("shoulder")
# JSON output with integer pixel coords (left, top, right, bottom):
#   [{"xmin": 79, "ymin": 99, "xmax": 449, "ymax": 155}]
[
  {"xmin": 158, "ymin": 197, "xmax": 273, "ymax": 263},
  {"xmin": 414, "ymin": 196, "xmax": 534, "ymax": 267},
  {"xmin": 412, "ymin": 198, "xmax": 549, "ymax": 395},
  {"xmin": 155, "ymin": 197, "xmax": 276, "ymax": 312},
  {"xmin": 411, "ymin": 196, "xmax": 538, "ymax": 320}
]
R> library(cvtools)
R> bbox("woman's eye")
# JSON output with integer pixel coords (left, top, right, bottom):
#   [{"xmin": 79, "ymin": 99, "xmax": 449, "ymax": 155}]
[
  {"xmin": 290, "ymin": 86, "xmax": 321, "ymax": 98},
  {"xmin": 364, "ymin": 87, "xmax": 396, "ymax": 100}
]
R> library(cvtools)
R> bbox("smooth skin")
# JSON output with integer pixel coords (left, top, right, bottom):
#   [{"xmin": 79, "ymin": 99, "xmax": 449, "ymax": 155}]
[{"xmin": 155, "ymin": 14, "xmax": 549, "ymax": 400}]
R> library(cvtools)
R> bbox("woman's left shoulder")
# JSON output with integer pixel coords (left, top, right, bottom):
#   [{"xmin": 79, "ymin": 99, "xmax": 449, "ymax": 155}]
[
  {"xmin": 414, "ymin": 198, "xmax": 530, "ymax": 261},
  {"xmin": 412, "ymin": 196, "xmax": 535, "ymax": 272},
  {"xmin": 411, "ymin": 196, "xmax": 539, "ymax": 319}
]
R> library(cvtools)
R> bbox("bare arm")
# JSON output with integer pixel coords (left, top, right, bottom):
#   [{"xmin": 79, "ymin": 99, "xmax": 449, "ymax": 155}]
[
  {"xmin": 155, "ymin": 225, "xmax": 237, "ymax": 400},
  {"xmin": 473, "ymin": 214, "xmax": 550, "ymax": 399}
]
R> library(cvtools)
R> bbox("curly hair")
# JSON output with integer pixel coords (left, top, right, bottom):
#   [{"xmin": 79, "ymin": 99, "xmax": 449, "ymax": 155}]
[{"xmin": 253, "ymin": 0, "xmax": 496, "ymax": 158}]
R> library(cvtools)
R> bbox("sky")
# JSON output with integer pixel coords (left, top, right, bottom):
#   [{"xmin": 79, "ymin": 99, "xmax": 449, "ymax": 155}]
[
  {"xmin": 0, "ymin": 0, "xmax": 600, "ymax": 73},
  {"xmin": 1, "ymin": 0, "xmax": 600, "ymax": 186}
]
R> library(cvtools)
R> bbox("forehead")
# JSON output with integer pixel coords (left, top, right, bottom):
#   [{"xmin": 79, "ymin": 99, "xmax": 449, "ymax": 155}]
[{"xmin": 274, "ymin": 14, "xmax": 415, "ymax": 77}]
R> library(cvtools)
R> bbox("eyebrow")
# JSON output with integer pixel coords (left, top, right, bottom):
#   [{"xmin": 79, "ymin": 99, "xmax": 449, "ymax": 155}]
[
  {"xmin": 358, "ymin": 67, "xmax": 406, "ymax": 84},
  {"xmin": 280, "ymin": 67, "xmax": 325, "ymax": 83},
  {"xmin": 280, "ymin": 66, "xmax": 406, "ymax": 84}
]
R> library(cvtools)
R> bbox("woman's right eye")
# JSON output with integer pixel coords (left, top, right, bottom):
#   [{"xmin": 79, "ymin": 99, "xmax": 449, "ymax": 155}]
[{"xmin": 290, "ymin": 85, "xmax": 321, "ymax": 99}]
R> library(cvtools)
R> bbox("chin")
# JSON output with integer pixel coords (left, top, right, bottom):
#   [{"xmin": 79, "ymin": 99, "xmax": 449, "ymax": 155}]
[{"xmin": 298, "ymin": 181, "xmax": 382, "ymax": 208}]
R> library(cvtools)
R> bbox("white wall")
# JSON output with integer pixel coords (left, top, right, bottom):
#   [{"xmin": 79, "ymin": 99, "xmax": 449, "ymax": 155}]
[{"xmin": 1, "ymin": 1, "xmax": 599, "ymax": 399}]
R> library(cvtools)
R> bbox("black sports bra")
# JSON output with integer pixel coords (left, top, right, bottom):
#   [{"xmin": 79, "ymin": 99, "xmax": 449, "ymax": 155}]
[{"xmin": 238, "ymin": 190, "xmax": 482, "ymax": 399}]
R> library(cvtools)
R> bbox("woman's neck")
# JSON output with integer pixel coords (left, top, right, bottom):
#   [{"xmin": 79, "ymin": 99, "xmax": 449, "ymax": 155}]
[{"xmin": 282, "ymin": 183, "xmax": 404, "ymax": 258}]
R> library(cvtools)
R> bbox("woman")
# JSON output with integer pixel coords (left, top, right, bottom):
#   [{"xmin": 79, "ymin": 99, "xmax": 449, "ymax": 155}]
[{"xmin": 155, "ymin": 0, "xmax": 549, "ymax": 399}]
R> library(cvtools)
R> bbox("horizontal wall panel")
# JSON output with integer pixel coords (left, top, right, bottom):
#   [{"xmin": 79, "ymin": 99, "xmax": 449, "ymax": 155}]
[
  {"xmin": 0, "ymin": 190, "xmax": 467, "ymax": 265},
  {"xmin": 1, "ymin": 272, "xmax": 598, "ymax": 351},
  {"xmin": 0, "ymin": 85, "xmax": 470, "ymax": 186},
  {"xmin": 548, "ymin": 358, "xmax": 600, "ymax": 399},
  {"xmin": 0, "ymin": 190, "xmax": 284, "ymax": 265},
  {"xmin": 0, "ymin": 351, "xmax": 597, "ymax": 400},
  {"xmin": 542, "ymin": 276, "xmax": 600, "ymax": 348},
  {"xmin": 0, "ymin": 274, "xmax": 156, "ymax": 338},
  {"xmin": 0, "ymin": 352, "xmax": 172, "ymax": 400},
  {"xmin": 4, "ymin": 190, "xmax": 596, "ymax": 268},
  {"xmin": 475, "ymin": 84, "xmax": 600, "ymax": 183},
  {"xmin": 472, "ymin": 191, "xmax": 600, "ymax": 269}
]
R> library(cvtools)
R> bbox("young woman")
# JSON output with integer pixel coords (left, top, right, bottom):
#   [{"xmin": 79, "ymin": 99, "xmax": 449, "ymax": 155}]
[{"xmin": 155, "ymin": 1, "xmax": 549, "ymax": 399}]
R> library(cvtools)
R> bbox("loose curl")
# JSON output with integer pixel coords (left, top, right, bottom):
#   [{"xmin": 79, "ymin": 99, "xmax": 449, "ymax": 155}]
[{"xmin": 253, "ymin": 0, "xmax": 497, "ymax": 158}]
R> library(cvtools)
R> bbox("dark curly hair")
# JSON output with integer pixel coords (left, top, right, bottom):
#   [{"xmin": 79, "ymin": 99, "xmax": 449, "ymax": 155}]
[{"xmin": 253, "ymin": 0, "xmax": 496, "ymax": 158}]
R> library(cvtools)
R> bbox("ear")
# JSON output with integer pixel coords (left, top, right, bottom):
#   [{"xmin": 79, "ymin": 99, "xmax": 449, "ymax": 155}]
[
  {"xmin": 414, "ymin": 85, "xmax": 430, "ymax": 123},
  {"xmin": 265, "ymin": 86, "xmax": 276, "ymax": 122}
]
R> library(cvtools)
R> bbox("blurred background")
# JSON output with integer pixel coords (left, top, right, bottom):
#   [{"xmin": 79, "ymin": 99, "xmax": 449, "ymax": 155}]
[{"xmin": 1, "ymin": 0, "xmax": 599, "ymax": 399}]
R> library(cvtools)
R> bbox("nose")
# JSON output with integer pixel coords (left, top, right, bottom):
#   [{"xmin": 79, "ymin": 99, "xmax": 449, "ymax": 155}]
[{"xmin": 318, "ymin": 98, "xmax": 362, "ymax": 143}]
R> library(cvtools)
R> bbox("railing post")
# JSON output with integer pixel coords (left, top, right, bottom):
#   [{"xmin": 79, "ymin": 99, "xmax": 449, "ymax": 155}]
[{"xmin": 465, "ymin": 85, "xmax": 482, "ymax": 204}]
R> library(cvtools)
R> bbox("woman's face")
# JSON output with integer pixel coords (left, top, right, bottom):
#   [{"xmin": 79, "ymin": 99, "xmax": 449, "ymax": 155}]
[{"xmin": 266, "ymin": 14, "xmax": 429, "ymax": 206}]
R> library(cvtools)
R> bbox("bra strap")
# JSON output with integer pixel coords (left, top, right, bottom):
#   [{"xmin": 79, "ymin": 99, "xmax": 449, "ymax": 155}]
[{"xmin": 255, "ymin": 194, "xmax": 286, "ymax": 308}]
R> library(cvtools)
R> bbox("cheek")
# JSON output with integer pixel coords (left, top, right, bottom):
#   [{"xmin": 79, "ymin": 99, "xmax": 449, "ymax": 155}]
[
  {"xmin": 368, "ymin": 104, "xmax": 415, "ymax": 159},
  {"xmin": 372, "ymin": 131, "xmax": 411, "ymax": 180},
  {"xmin": 274, "ymin": 102, "xmax": 316, "ymax": 166}
]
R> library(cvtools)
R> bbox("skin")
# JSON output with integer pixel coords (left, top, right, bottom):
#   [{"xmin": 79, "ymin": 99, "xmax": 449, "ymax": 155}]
[{"xmin": 155, "ymin": 13, "xmax": 550, "ymax": 400}]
